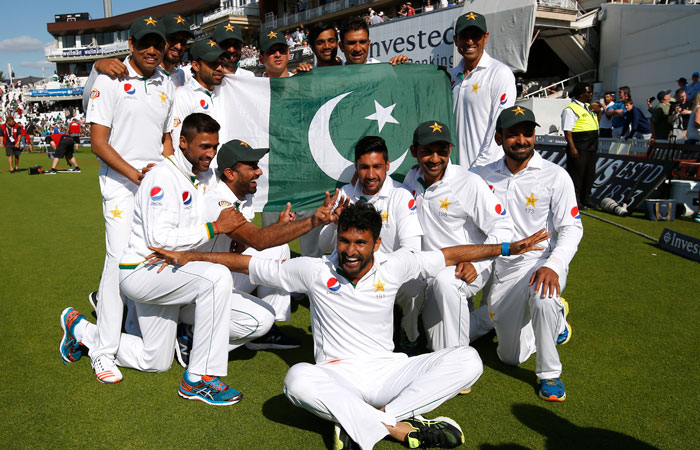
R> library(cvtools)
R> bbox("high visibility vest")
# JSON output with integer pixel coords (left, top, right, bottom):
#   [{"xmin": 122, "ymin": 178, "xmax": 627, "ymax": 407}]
[{"xmin": 566, "ymin": 101, "xmax": 599, "ymax": 132}]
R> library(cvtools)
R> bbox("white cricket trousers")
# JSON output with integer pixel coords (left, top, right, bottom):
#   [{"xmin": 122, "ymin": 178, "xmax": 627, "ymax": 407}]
[
  {"xmin": 421, "ymin": 265, "xmax": 494, "ymax": 350},
  {"xmin": 485, "ymin": 262, "xmax": 568, "ymax": 380},
  {"xmin": 91, "ymin": 167, "xmax": 137, "ymax": 360},
  {"xmin": 283, "ymin": 347, "xmax": 483, "ymax": 450},
  {"xmin": 116, "ymin": 261, "xmax": 232, "ymax": 376}
]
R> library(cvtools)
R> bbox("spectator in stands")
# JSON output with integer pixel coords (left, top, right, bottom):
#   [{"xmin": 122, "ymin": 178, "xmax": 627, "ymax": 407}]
[
  {"xmin": 622, "ymin": 99, "xmax": 651, "ymax": 140},
  {"xmin": 398, "ymin": 4, "xmax": 408, "ymax": 17},
  {"xmin": 677, "ymin": 77, "xmax": 688, "ymax": 93},
  {"xmin": 651, "ymin": 90, "xmax": 672, "ymax": 141},
  {"xmin": 2, "ymin": 116, "xmax": 23, "ymax": 173},
  {"xmin": 406, "ymin": 2, "xmax": 415, "ymax": 15},
  {"xmin": 674, "ymin": 88, "xmax": 693, "ymax": 131},
  {"xmin": 598, "ymin": 92, "xmax": 616, "ymax": 137},
  {"xmin": 606, "ymin": 86, "xmax": 630, "ymax": 138},
  {"xmin": 561, "ymin": 82, "xmax": 599, "ymax": 209},
  {"xmin": 25, "ymin": 120, "xmax": 37, "ymax": 153},
  {"xmin": 685, "ymin": 94, "xmax": 700, "ymax": 146},
  {"xmin": 686, "ymin": 72, "xmax": 700, "ymax": 102}
]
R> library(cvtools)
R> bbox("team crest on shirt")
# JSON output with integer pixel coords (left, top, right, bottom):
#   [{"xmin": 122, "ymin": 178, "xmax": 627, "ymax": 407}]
[
  {"xmin": 123, "ymin": 83, "xmax": 136, "ymax": 95},
  {"xmin": 499, "ymin": 93, "xmax": 508, "ymax": 105},
  {"xmin": 182, "ymin": 191, "xmax": 193, "ymax": 206},
  {"xmin": 218, "ymin": 200, "xmax": 232, "ymax": 208},
  {"xmin": 571, "ymin": 206, "xmax": 580, "ymax": 219},
  {"xmin": 172, "ymin": 116, "xmax": 181, "ymax": 128},
  {"xmin": 90, "ymin": 89, "xmax": 100, "ymax": 99},
  {"xmin": 150, "ymin": 186, "xmax": 164, "ymax": 203},
  {"xmin": 408, "ymin": 199, "xmax": 416, "ymax": 211},
  {"xmin": 200, "ymin": 99, "xmax": 209, "ymax": 110},
  {"xmin": 326, "ymin": 277, "xmax": 341, "ymax": 292},
  {"xmin": 495, "ymin": 203, "xmax": 507, "ymax": 216}
]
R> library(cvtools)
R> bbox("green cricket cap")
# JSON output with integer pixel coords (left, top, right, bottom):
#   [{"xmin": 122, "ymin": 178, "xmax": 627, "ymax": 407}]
[
  {"xmin": 455, "ymin": 11, "xmax": 487, "ymax": 36},
  {"xmin": 213, "ymin": 22, "xmax": 244, "ymax": 44},
  {"xmin": 161, "ymin": 13, "xmax": 193, "ymax": 38},
  {"xmin": 259, "ymin": 29, "xmax": 288, "ymax": 53},
  {"xmin": 190, "ymin": 39, "xmax": 225, "ymax": 62},
  {"xmin": 496, "ymin": 106, "xmax": 539, "ymax": 131},
  {"xmin": 217, "ymin": 139, "xmax": 269, "ymax": 172},
  {"xmin": 413, "ymin": 121, "xmax": 453, "ymax": 146},
  {"xmin": 130, "ymin": 16, "xmax": 167, "ymax": 42}
]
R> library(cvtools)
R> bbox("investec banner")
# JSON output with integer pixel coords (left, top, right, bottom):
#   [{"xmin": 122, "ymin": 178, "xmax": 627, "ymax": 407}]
[
  {"xmin": 62, "ymin": 48, "xmax": 103, "ymax": 57},
  {"xmin": 536, "ymin": 146, "xmax": 674, "ymax": 210},
  {"xmin": 658, "ymin": 228, "xmax": 700, "ymax": 262}
]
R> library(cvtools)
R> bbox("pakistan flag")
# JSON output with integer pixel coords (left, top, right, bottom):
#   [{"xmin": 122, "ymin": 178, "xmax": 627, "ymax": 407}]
[{"xmin": 216, "ymin": 63, "xmax": 455, "ymax": 212}]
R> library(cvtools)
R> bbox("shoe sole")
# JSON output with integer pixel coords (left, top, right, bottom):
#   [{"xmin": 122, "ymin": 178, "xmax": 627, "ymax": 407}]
[
  {"xmin": 59, "ymin": 307, "xmax": 80, "ymax": 364},
  {"xmin": 95, "ymin": 370, "xmax": 123, "ymax": 384},
  {"xmin": 244, "ymin": 342, "xmax": 301, "ymax": 350},
  {"xmin": 539, "ymin": 391, "xmax": 566, "ymax": 402},
  {"xmin": 458, "ymin": 388, "xmax": 472, "ymax": 395},
  {"xmin": 557, "ymin": 322, "xmax": 572, "ymax": 346},
  {"xmin": 177, "ymin": 389, "xmax": 242, "ymax": 406}
]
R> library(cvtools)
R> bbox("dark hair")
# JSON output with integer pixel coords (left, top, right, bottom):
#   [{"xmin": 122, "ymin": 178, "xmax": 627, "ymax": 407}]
[
  {"xmin": 338, "ymin": 201, "xmax": 382, "ymax": 241},
  {"xmin": 623, "ymin": 99, "xmax": 633, "ymax": 106},
  {"xmin": 354, "ymin": 136, "xmax": 388, "ymax": 163},
  {"xmin": 340, "ymin": 16, "xmax": 368, "ymax": 42},
  {"xmin": 605, "ymin": 91, "xmax": 615, "ymax": 97},
  {"xmin": 570, "ymin": 82, "xmax": 591, "ymax": 99},
  {"xmin": 181, "ymin": 113, "xmax": 220, "ymax": 142},
  {"xmin": 618, "ymin": 86, "xmax": 631, "ymax": 99},
  {"xmin": 308, "ymin": 21, "xmax": 337, "ymax": 45}
]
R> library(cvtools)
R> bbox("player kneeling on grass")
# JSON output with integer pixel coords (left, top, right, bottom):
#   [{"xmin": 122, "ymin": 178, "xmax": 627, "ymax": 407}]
[
  {"xmin": 60, "ymin": 113, "xmax": 259, "ymax": 406},
  {"xmin": 146, "ymin": 201, "xmax": 550, "ymax": 448},
  {"xmin": 472, "ymin": 106, "xmax": 583, "ymax": 402}
]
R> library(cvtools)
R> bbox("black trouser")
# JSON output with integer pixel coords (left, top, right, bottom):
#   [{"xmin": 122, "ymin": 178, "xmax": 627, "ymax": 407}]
[
  {"xmin": 567, "ymin": 130, "xmax": 599, "ymax": 206},
  {"xmin": 599, "ymin": 128, "xmax": 612, "ymax": 138}
]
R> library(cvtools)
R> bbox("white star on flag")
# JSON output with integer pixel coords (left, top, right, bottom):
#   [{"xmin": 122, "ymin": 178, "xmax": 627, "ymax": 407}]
[{"xmin": 365, "ymin": 100, "xmax": 399, "ymax": 132}]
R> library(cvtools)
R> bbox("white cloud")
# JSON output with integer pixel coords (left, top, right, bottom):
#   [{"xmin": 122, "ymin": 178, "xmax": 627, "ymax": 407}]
[
  {"xmin": 0, "ymin": 36, "xmax": 49, "ymax": 52},
  {"xmin": 20, "ymin": 60, "xmax": 54, "ymax": 68}
]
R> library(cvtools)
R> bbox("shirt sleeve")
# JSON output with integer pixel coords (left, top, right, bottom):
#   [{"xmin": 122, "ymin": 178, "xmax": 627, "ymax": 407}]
[
  {"xmin": 82, "ymin": 64, "xmax": 101, "ymax": 112},
  {"xmin": 140, "ymin": 173, "xmax": 213, "ymax": 251},
  {"xmin": 86, "ymin": 74, "xmax": 117, "ymax": 128},
  {"xmin": 561, "ymin": 107, "xmax": 578, "ymax": 131},
  {"xmin": 390, "ymin": 249, "xmax": 446, "ymax": 281},
  {"xmin": 248, "ymin": 256, "xmax": 319, "ymax": 294},
  {"xmin": 542, "ymin": 170, "xmax": 583, "ymax": 277},
  {"xmin": 392, "ymin": 186, "xmax": 423, "ymax": 245}
]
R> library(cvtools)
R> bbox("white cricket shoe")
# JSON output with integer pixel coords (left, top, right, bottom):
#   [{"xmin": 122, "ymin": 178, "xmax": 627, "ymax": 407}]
[{"xmin": 91, "ymin": 355, "xmax": 123, "ymax": 384}]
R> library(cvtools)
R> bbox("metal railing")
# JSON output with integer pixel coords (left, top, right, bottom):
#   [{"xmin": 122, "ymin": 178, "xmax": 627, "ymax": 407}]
[
  {"xmin": 608, "ymin": 0, "xmax": 699, "ymax": 4},
  {"xmin": 262, "ymin": 0, "xmax": 375, "ymax": 30},
  {"xmin": 535, "ymin": 135, "xmax": 651, "ymax": 155},
  {"xmin": 202, "ymin": 4, "xmax": 260, "ymax": 23},
  {"xmin": 524, "ymin": 69, "xmax": 597, "ymax": 99},
  {"xmin": 44, "ymin": 41, "xmax": 129, "ymax": 59}
]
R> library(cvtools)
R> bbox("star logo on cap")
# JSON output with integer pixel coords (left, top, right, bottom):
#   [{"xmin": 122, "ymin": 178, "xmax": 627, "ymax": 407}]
[
  {"xmin": 440, "ymin": 197, "xmax": 451, "ymax": 211},
  {"xmin": 513, "ymin": 106, "xmax": 526, "ymax": 116},
  {"xmin": 225, "ymin": 23, "xmax": 235, "ymax": 32},
  {"xmin": 430, "ymin": 122, "xmax": 443, "ymax": 133},
  {"xmin": 267, "ymin": 31, "xmax": 278, "ymax": 39},
  {"xmin": 465, "ymin": 12, "xmax": 477, "ymax": 20},
  {"xmin": 159, "ymin": 92, "xmax": 168, "ymax": 103},
  {"xmin": 145, "ymin": 16, "xmax": 157, "ymax": 26},
  {"xmin": 175, "ymin": 15, "xmax": 186, "ymax": 24},
  {"xmin": 240, "ymin": 141, "xmax": 249, "ymax": 147},
  {"xmin": 525, "ymin": 193, "xmax": 539, "ymax": 207},
  {"xmin": 471, "ymin": 83, "xmax": 481, "ymax": 93},
  {"xmin": 374, "ymin": 279, "xmax": 385, "ymax": 292},
  {"xmin": 207, "ymin": 39, "xmax": 217, "ymax": 47}
]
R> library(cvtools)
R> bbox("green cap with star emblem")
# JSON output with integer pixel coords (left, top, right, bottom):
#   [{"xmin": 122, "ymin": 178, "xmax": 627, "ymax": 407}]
[
  {"xmin": 130, "ymin": 16, "xmax": 167, "ymax": 42},
  {"xmin": 213, "ymin": 22, "xmax": 244, "ymax": 44},
  {"xmin": 455, "ymin": 11, "xmax": 487, "ymax": 36},
  {"xmin": 217, "ymin": 139, "xmax": 269, "ymax": 173},
  {"xmin": 496, "ymin": 106, "xmax": 539, "ymax": 131},
  {"xmin": 161, "ymin": 13, "xmax": 194, "ymax": 38},
  {"xmin": 190, "ymin": 39, "xmax": 225, "ymax": 62},
  {"xmin": 259, "ymin": 29, "xmax": 288, "ymax": 53},
  {"xmin": 413, "ymin": 120, "xmax": 453, "ymax": 146}
]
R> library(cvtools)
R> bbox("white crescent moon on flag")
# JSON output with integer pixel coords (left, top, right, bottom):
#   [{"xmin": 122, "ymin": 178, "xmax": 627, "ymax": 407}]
[{"xmin": 308, "ymin": 91, "xmax": 408, "ymax": 183}]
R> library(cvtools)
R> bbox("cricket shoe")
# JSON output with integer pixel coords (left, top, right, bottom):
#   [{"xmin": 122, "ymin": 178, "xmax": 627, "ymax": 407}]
[
  {"xmin": 557, "ymin": 322, "xmax": 572, "ymax": 346},
  {"xmin": 178, "ymin": 371, "xmax": 242, "ymax": 406},
  {"xmin": 333, "ymin": 423, "xmax": 360, "ymax": 450},
  {"xmin": 539, "ymin": 378, "xmax": 566, "ymax": 402},
  {"xmin": 88, "ymin": 291, "xmax": 98, "ymax": 312},
  {"xmin": 59, "ymin": 307, "xmax": 85, "ymax": 364},
  {"xmin": 404, "ymin": 416, "xmax": 464, "ymax": 448},
  {"xmin": 244, "ymin": 324, "xmax": 301, "ymax": 350},
  {"xmin": 561, "ymin": 297, "xmax": 570, "ymax": 318},
  {"xmin": 398, "ymin": 328, "xmax": 420, "ymax": 357},
  {"xmin": 175, "ymin": 323, "xmax": 193, "ymax": 368},
  {"xmin": 91, "ymin": 355, "xmax": 123, "ymax": 384}
]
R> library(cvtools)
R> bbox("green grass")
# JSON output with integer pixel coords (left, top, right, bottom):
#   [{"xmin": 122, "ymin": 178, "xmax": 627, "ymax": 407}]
[{"xmin": 1, "ymin": 152, "xmax": 699, "ymax": 449}]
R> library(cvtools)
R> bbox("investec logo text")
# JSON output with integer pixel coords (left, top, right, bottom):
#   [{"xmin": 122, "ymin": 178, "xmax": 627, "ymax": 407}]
[
  {"xmin": 370, "ymin": 27, "xmax": 455, "ymax": 67},
  {"xmin": 663, "ymin": 231, "xmax": 700, "ymax": 256}
]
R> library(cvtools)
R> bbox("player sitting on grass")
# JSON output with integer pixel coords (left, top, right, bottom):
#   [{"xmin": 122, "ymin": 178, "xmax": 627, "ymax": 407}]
[
  {"xmin": 472, "ymin": 106, "xmax": 583, "ymax": 402},
  {"xmin": 146, "ymin": 201, "xmax": 550, "ymax": 448}
]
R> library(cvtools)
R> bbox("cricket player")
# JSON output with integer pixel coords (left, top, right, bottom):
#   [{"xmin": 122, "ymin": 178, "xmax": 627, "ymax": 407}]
[
  {"xmin": 402, "ymin": 121, "xmax": 514, "ymax": 351},
  {"xmin": 85, "ymin": 16, "xmax": 175, "ymax": 384},
  {"xmin": 212, "ymin": 22, "xmax": 255, "ymax": 77},
  {"xmin": 472, "ymin": 106, "xmax": 583, "ymax": 402},
  {"xmin": 450, "ymin": 11, "xmax": 516, "ymax": 168},
  {"xmin": 146, "ymin": 201, "xmax": 550, "ymax": 449},
  {"xmin": 60, "ymin": 114, "xmax": 253, "ymax": 405}
]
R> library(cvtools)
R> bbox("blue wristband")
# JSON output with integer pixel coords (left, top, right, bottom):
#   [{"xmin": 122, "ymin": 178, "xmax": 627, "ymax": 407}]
[{"xmin": 501, "ymin": 242, "xmax": 510, "ymax": 256}]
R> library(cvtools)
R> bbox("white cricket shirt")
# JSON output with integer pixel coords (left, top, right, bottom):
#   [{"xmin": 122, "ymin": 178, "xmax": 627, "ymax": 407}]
[
  {"xmin": 248, "ymin": 248, "xmax": 445, "ymax": 363},
  {"xmin": 450, "ymin": 51, "xmax": 516, "ymax": 168},
  {"xmin": 472, "ymin": 151, "xmax": 583, "ymax": 278},
  {"xmin": 199, "ymin": 181, "xmax": 255, "ymax": 253},
  {"xmin": 120, "ymin": 150, "xmax": 214, "ymax": 265},
  {"xmin": 318, "ymin": 178, "xmax": 423, "ymax": 254},
  {"xmin": 167, "ymin": 76, "xmax": 221, "ymax": 147},
  {"xmin": 87, "ymin": 62, "xmax": 173, "ymax": 170},
  {"xmin": 403, "ymin": 162, "xmax": 514, "ymax": 274}
]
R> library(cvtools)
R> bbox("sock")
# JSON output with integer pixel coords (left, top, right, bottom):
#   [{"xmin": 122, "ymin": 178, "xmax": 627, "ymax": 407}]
[
  {"xmin": 188, "ymin": 371, "xmax": 202, "ymax": 382},
  {"xmin": 74, "ymin": 319, "xmax": 89, "ymax": 342}
]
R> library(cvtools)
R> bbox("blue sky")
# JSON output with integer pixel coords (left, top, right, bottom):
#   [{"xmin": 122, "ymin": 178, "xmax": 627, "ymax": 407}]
[{"xmin": 0, "ymin": 0, "xmax": 166, "ymax": 79}]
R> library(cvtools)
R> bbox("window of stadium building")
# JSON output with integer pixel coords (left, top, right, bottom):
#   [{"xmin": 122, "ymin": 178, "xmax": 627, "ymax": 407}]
[
  {"xmin": 95, "ymin": 32, "xmax": 115, "ymax": 45},
  {"xmin": 80, "ymin": 34, "xmax": 95, "ymax": 46},
  {"xmin": 61, "ymin": 35, "xmax": 76, "ymax": 48}
]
